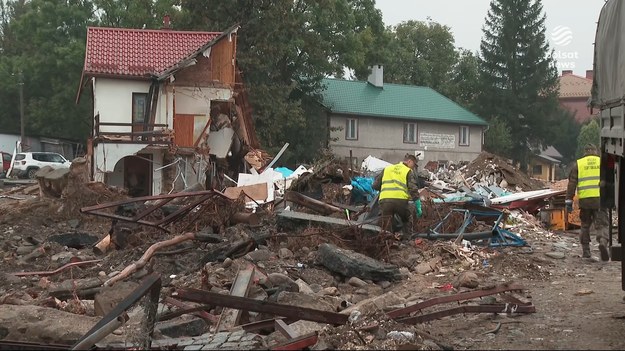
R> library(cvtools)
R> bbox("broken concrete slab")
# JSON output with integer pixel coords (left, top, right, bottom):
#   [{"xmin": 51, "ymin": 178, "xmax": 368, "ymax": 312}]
[
  {"xmin": 94, "ymin": 281, "xmax": 139, "ymax": 316},
  {"xmin": 156, "ymin": 316, "xmax": 208, "ymax": 338},
  {"xmin": 341, "ymin": 291, "xmax": 406, "ymax": 316},
  {"xmin": 277, "ymin": 210, "xmax": 382, "ymax": 234},
  {"xmin": 276, "ymin": 291, "xmax": 340, "ymax": 312},
  {"xmin": 0, "ymin": 304, "xmax": 122, "ymax": 345},
  {"xmin": 317, "ymin": 243, "xmax": 401, "ymax": 282}
]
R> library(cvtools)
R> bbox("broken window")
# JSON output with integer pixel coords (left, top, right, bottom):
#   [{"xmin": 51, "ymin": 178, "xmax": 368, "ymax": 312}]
[
  {"xmin": 403, "ymin": 122, "xmax": 417, "ymax": 143},
  {"xmin": 132, "ymin": 93, "xmax": 148, "ymax": 124},
  {"xmin": 459, "ymin": 126, "xmax": 470, "ymax": 146},
  {"xmin": 346, "ymin": 118, "xmax": 358, "ymax": 140}
]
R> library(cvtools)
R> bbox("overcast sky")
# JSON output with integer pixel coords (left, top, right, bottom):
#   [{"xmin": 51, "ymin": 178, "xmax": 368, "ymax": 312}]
[{"xmin": 375, "ymin": 0, "xmax": 606, "ymax": 76}]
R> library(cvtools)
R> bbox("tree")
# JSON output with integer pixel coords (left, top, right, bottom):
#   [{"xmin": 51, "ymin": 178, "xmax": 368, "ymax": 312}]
[
  {"xmin": 382, "ymin": 20, "xmax": 458, "ymax": 96},
  {"xmin": 93, "ymin": 0, "xmax": 181, "ymax": 29},
  {"xmin": 549, "ymin": 108, "xmax": 581, "ymax": 165},
  {"xmin": 576, "ymin": 119, "xmax": 600, "ymax": 159},
  {"xmin": 477, "ymin": 0, "xmax": 560, "ymax": 166},
  {"xmin": 448, "ymin": 49, "xmax": 480, "ymax": 112},
  {"xmin": 177, "ymin": 0, "xmax": 386, "ymax": 162},
  {"xmin": 484, "ymin": 116, "xmax": 513, "ymax": 157},
  {"xmin": 0, "ymin": 0, "xmax": 96, "ymax": 142}
]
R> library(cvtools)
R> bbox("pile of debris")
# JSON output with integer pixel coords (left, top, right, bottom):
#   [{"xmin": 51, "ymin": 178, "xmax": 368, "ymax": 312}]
[{"xmin": 0, "ymin": 150, "xmax": 575, "ymax": 350}]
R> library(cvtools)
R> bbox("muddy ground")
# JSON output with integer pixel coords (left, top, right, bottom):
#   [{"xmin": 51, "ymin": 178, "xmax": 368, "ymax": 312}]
[{"xmin": 1, "ymin": 183, "xmax": 625, "ymax": 350}]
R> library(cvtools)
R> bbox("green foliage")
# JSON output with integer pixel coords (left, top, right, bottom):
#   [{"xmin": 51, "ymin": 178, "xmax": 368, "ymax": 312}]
[
  {"xmin": 93, "ymin": 0, "xmax": 181, "ymax": 29},
  {"xmin": 176, "ymin": 0, "xmax": 385, "ymax": 164},
  {"xmin": 549, "ymin": 109, "xmax": 581, "ymax": 164},
  {"xmin": 484, "ymin": 116, "xmax": 513, "ymax": 157},
  {"xmin": 477, "ymin": 0, "xmax": 560, "ymax": 165},
  {"xmin": 448, "ymin": 50, "xmax": 480, "ymax": 112},
  {"xmin": 576, "ymin": 119, "xmax": 600, "ymax": 158},
  {"xmin": 0, "ymin": 0, "xmax": 96, "ymax": 141},
  {"xmin": 382, "ymin": 20, "xmax": 458, "ymax": 96}
]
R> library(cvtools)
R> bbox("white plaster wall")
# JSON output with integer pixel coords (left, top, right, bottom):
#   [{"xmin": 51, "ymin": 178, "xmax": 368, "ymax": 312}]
[
  {"xmin": 94, "ymin": 78, "xmax": 153, "ymax": 131},
  {"xmin": 169, "ymin": 86, "xmax": 232, "ymax": 116},
  {"xmin": 94, "ymin": 144, "xmax": 165, "ymax": 195},
  {"xmin": 329, "ymin": 115, "xmax": 485, "ymax": 164}
]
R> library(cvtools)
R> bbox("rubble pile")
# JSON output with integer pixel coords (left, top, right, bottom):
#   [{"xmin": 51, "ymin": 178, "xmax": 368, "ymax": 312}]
[{"xmin": 0, "ymin": 151, "xmax": 580, "ymax": 350}]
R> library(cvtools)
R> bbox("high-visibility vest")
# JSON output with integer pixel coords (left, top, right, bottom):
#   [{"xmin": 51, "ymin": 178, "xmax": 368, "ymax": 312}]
[
  {"xmin": 379, "ymin": 162, "xmax": 411, "ymax": 200},
  {"xmin": 577, "ymin": 155, "xmax": 600, "ymax": 199}
]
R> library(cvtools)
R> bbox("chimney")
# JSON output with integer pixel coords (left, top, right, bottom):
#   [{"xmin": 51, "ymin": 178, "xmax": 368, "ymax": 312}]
[
  {"xmin": 561, "ymin": 70, "xmax": 573, "ymax": 76},
  {"xmin": 162, "ymin": 14, "xmax": 171, "ymax": 29},
  {"xmin": 367, "ymin": 65, "xmax": 383, "ymax": 88},
  {"xmin": 586, "ymin": 70, "xmax": 594, "ymax": 80}
]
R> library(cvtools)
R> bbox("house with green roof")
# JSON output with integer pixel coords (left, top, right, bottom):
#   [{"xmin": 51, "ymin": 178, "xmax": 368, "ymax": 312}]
[{"xmin": 319, "ymin": 65, "xmax": 489, "ymax": 167}]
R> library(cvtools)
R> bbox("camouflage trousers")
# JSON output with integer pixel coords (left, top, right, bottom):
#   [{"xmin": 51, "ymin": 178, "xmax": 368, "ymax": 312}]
[
  {"xmin": 379, "ymin": 199, "xmax": 413, "ymax": 234},
  {"xmin": 579, "ymin": 208, "xmax": 609, "ymax": 245}
]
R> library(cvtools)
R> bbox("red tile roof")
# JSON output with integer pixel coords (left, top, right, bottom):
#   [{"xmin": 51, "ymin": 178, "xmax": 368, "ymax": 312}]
[
  {"xmin": 558, "ymin": 73, "xmax": 592, "ymax": 98},
  {"xmin": 84, "ymin": 27, "xmax": 220, "ymax": 77}
]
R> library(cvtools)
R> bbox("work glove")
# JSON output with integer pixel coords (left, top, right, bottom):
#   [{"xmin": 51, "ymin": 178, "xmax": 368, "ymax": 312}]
[
  {"xmin": 565, "ymin": 199, "xmax": 573, "ymax": 212},
  {"xmin": 415, "ymin": 199, "xmax": 423, "ymax": 218}
]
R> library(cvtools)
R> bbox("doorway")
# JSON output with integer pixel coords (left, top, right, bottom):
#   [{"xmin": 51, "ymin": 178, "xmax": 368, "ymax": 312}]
[{"xmin": 124, "ymin": 154, "xmax": 152, "ymax": 197}]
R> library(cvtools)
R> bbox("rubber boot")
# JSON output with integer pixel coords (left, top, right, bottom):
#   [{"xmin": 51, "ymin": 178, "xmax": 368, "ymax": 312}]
[
  {"xmin": 599, "ymin": 238, "xmax": 610, "ymax": 262},
  {"xmin": 582, "ymin": 244, "xmax": 591, "ymax": 258}
]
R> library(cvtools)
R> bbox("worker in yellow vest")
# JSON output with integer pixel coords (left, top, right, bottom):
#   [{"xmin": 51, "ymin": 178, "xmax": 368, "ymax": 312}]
[
  {"xmin": 566, "ymin": 143, "xmax": 609, "ymax": 261},
  {"xmin": 373, "ymin": 153, "xmax": 421, "ymax": 237}
]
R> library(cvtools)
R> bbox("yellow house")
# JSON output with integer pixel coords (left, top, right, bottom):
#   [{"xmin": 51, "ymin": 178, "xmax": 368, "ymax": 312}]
[{"xmin": 529, "ymin": 146, "xmax": 562, "ymax": 182}]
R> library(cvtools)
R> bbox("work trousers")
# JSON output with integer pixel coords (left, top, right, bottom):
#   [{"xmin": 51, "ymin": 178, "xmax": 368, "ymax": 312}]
[
  {"xmin": 579, "ymin": 207, "xmax": 609, "ymax": 245},
  {"xmin": 379, "ymin": 199, "xmax": 412, "ymax": 233}
]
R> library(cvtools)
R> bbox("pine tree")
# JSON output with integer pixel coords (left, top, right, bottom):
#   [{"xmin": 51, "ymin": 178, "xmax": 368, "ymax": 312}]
[{"xmin": 478, "ymin": 0, "xmax": 560, "ymax": 167}]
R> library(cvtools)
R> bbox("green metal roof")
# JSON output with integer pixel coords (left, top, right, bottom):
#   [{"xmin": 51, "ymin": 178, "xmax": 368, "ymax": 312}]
[{"xmin": 320, "ymin": 78, "xmax": 488, "ymax": 126}]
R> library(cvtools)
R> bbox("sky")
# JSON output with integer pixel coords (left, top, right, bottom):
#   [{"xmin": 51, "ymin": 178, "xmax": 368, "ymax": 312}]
[{"xmin": 375, "ymin": 0, "xmax": 607, "ymax": 77}]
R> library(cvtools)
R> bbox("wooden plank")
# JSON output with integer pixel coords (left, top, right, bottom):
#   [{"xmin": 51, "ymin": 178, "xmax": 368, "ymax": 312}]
[
  {"xmin": 274, "ymin": 319, "xmax": 299, "ymax": 339},
  {"xmin": 216, "ymin": 267, "xmax": 255, "ymax": 332},
  {"xmin": 173, "ymin": 114, "xmax": 195, "ymax": 147},
  {"xmin": 223, "ymin": 183, "xmax": 268, "ymax": 201}
]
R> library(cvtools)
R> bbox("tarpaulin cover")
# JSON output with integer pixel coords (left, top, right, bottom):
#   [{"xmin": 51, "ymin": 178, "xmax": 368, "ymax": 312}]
[
  {"xmin": 351, "ymin": 176, "xmax": 378, "ymax": 204},
  {"xmin": 592, "ymin": 0, "xmax": 625, "ymax": 107}
]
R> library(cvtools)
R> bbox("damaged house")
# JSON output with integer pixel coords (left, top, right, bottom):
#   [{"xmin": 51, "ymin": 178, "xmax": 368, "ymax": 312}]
[
  {"xmin": 76, "ymin": 20, "xmax": 259, "ymax": 196},
  {"xmin": 320, "ymin": 65, "xmax": 489, "ymax": 167}
]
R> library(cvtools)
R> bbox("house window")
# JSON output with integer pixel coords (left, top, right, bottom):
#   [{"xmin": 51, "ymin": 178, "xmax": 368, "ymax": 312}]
[
  {"xmin": 346, "ymin": 118, "xmax": 358, "ymax": 140},
  {"xmin": 459, "ymin": 126, "xmax": 470, "ymax": 146},
  {"xmin": 403, "ymin": 123, "xmax": 417, "ymax": 143},
  {"xmin": 132, "ymin": 93, "xmax": 148, "ymax": 124},
  {"xmin": 533, "ymin": 164, "xmax": 543, "ymax": 175}
]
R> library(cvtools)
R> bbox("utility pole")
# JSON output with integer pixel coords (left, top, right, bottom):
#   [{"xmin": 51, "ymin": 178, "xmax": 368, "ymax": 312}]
[{"xmin": 18, "ymin": 70, "xmax": 25, "ymax": 152}]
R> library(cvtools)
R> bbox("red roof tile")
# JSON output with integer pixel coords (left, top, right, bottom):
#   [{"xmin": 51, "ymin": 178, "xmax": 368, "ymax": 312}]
[
  {"xmin": 84, "ymin": 27, "xmax": 220, "ymax": 77},
  {"xmin": 558, "ymin": 73, "xmax": 592, "ymax": 98}
]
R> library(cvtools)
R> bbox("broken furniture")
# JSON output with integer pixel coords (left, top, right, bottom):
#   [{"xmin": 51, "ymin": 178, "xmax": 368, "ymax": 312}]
[{"xmin": 414, "ymin": 207, "xmax": 528, "ymax": 247}]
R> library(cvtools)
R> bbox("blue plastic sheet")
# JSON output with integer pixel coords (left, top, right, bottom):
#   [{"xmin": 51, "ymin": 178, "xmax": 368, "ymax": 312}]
[
  {"xmin": 351, "ymin": 176, "xmax": 378, "ymax": 204},
  {"xmin": 274, "ymin": 167, "xmax": 294, "ymax": 178}
]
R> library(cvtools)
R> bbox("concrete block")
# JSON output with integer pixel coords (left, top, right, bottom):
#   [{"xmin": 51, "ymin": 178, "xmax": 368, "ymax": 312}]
[
  {"xmin": 94, "ymin": 281, "xmax": 139, "ymax": 316},
  {"xmin": 156, "ymin": 316, "xmax": 208, "ymax": 338}
]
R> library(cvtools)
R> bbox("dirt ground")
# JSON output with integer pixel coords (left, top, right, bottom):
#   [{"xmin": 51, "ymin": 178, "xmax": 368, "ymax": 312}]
[{"xmin": 2, "ymin": 181, "xmax": 625, "ymax": 350}]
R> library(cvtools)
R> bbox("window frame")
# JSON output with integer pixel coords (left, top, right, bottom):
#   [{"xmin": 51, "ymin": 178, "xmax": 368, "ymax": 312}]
[
  {"xmin": 132, "ymin": 92, "xmax": 148, "ymax": 124},
  {"xmin": 532, "ymin": 164, "xmax": 543, "ymax": 175},
  {"xmin": 459, "ymin": 125, "xmax": 470, "ymax": 146},
  {"xmin": 403, "ymin": 122, "xmax": 418, "ymax": 144},
  {"xmin": 345, "ymin": 118, "xmax": 358, "ymax": 140}
]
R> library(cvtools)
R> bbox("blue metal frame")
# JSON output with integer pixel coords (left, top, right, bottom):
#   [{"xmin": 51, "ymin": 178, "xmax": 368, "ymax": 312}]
[{"xmin": 427, "ymin": 208, "xmax": 527, "ymax": 247}]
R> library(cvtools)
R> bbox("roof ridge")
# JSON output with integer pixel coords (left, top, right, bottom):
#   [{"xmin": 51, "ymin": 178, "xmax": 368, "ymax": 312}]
[{"xmin": 87, "ymin": 26, "xmax": 221, "ymax": 35}]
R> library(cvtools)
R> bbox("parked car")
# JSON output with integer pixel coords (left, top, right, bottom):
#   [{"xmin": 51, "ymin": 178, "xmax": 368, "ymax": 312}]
[
  {"xmin": 11, "ymin": 152, "xmax": 71, "ymax": 179},
  {"xmin": 1, "ymin": 151, "xmax": 12, "ymax": 177}
]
